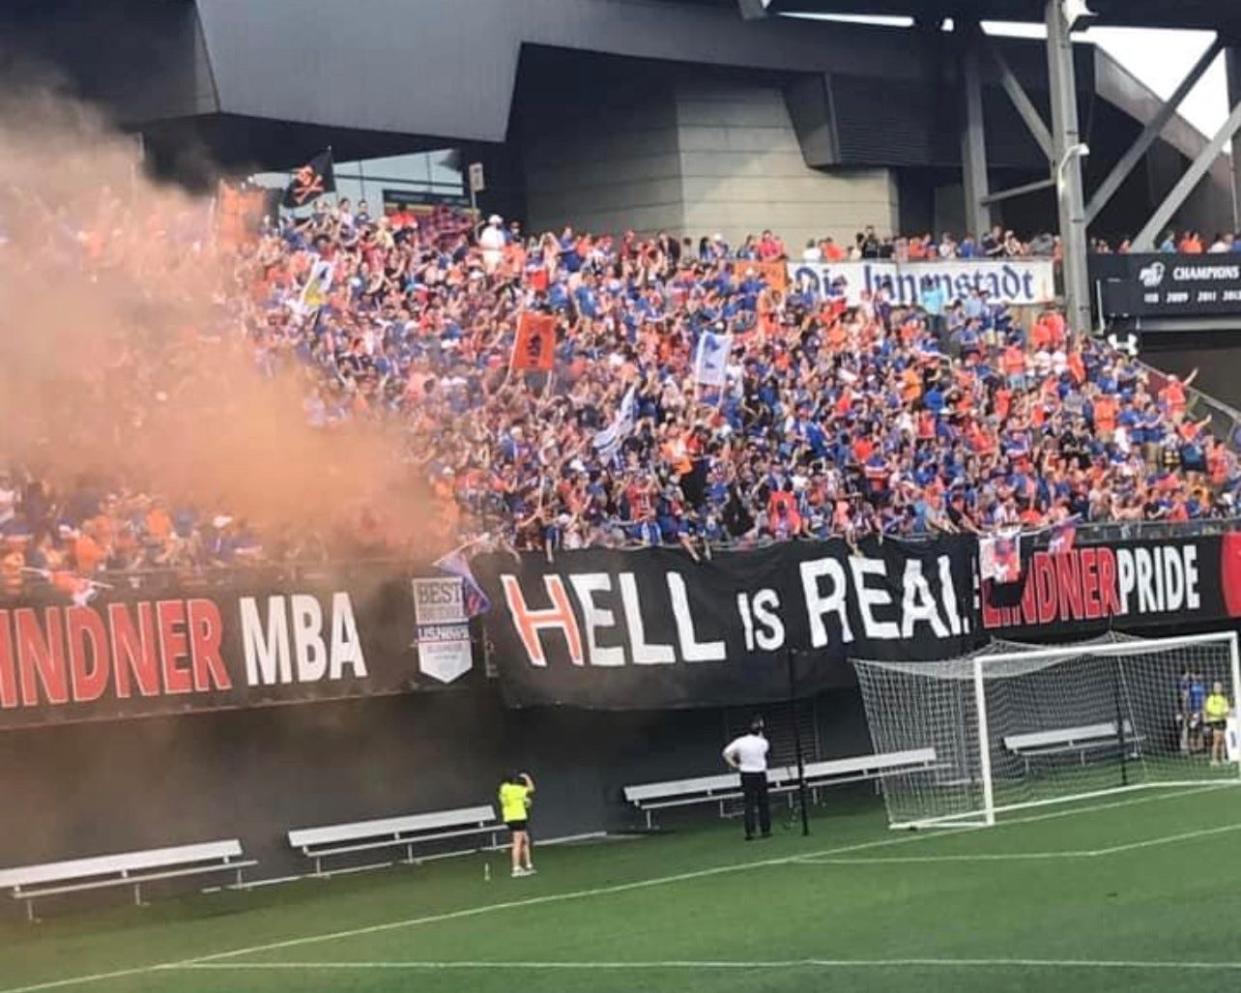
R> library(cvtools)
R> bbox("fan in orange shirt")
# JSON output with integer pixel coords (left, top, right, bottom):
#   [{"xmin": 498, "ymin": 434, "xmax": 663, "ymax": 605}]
[
  {"xmin": 1158, "ymin": 369, "xmax": 1197, "ymax": 417},
  {"xmin": 0, "ymin": 543, "xmax": 24, "ymax": 597},
  {"xmin": 660, "ymin": 430, "xmax": 694, "ymax": 477},
  {"xmin": 822, "ymin": 238, "xmax": 847, "ymax": 262},
  {"xmin": 900, "ymin": 367, "xmax": 922, "ymax": 404},
  {"xmin": 1092, "ymin": 393, "xmax": 1118, "ymax": 439},
  {"xmin": 73, "ymin": 525, "xmax": 106, "ymax": 574}
]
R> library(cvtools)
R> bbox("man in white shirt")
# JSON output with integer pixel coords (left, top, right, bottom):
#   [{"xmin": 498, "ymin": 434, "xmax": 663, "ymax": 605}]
[
  {"xmin": 478, "ymin": 214, "xmax": 506, "ymax": 272},
  {"xmin": 723, "ymin": 717, "xmax": 771, "ymax": 840}
]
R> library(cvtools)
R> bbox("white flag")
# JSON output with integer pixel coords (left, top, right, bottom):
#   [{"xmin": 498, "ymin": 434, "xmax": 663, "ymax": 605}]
[
  {"xmin": 593, "ymin": 385, "xmax": 637, "ymax": 462},
  {"xmin": 298, "ymin": 257, "xmax": 334, "ymax": 313},
  {"xmin": 693, "ymin": 331, "xmax": 730, "ymax": 387}
]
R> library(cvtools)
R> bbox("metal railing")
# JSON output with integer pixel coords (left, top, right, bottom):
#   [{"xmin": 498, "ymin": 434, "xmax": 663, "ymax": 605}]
[
  {"xmin": 6, "ymin": 517, "xmax": 1228, "ymax": 598},
  {"xmin": 1066, "ymin": 517, "xmax": 1241, "ymax": 544}
]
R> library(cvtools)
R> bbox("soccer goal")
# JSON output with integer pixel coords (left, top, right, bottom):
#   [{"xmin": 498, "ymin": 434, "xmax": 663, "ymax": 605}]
[{"xmin": 854, "ymin": 632, "xmax": 1241, "ymax": 829}]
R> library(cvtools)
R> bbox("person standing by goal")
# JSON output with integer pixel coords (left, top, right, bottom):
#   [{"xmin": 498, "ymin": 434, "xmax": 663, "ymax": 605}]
[
  {"xmin": 723, "ymin": 717, "xmax": 771, "ymax": 841},
  {"xmin": 1205, "ymin": 682, "xmax": 1232, "ymax": 766},
  {"xmin": 499, "ymin": 772, "xmax": 536, "ymax": 877}
]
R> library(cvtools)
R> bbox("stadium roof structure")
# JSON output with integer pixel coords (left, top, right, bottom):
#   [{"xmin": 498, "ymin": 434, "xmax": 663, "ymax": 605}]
[
  {"xmin": 745, "ymin": 0, "xmax": 1241, "ymax": 337},
  {"xmin": 754, "ymin": 0, "xmax": 1241, "ymax": 34}
]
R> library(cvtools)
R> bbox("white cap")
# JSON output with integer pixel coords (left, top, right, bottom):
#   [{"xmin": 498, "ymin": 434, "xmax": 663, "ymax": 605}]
[{"xmin": 488, "ymin": 214, "xmax": 502, "ymax": 225}]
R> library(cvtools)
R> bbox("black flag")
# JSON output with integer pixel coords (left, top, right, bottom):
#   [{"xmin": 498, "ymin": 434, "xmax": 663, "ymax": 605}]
[{"xmin": 282, "ymin": 150, "xmax": 336, "ymax": 208}]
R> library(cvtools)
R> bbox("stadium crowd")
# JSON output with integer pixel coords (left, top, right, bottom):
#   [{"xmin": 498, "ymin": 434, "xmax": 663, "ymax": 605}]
[
  {"xmin": 1, "ymin": 190, "xmax": 1239, "ymax": 592},
  {"xmin": 1091, "ymin": 230, "xmax": 1241, "ymax": 255}
]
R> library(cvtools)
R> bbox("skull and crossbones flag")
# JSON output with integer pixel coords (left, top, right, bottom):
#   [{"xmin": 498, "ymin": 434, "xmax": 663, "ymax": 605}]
[{"xmin": 282, "ymin": 150, "xmax": 336, "ymax": 208}]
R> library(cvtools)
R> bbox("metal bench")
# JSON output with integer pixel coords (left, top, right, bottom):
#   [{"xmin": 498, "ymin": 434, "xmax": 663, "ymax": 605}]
[
  {"xmin": 288, "ymin": 804, "xmax": 502, "ymax": 876},
  {"xmin": 1005, "ymin": 721, "xmax": 1143, "ymax": 773},
  {"xmin": 776, "ymin": 747, "xmax": 939, "ymax": 803},
  {"xmin": 0, "ymin": 840, "xmax": 256, "ymax": 922},
  {"xmin": 623, "ymin": 748, "xmax": 938, "ymax": 829},
  {"xmin": 622, "ymin": 773, "xmax": 748, "ymax": 829}
]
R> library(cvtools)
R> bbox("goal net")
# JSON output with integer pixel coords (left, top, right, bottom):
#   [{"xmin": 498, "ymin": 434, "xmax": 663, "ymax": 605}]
[{"xmin": 854, "ymin": 632, "xmax": 1241, "ymax": 829}]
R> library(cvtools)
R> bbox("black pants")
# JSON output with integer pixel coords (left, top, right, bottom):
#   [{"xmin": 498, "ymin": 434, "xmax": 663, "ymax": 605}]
[{"xmin": 740, "ymin": 771, "xmax": 771, "ymax": 838}]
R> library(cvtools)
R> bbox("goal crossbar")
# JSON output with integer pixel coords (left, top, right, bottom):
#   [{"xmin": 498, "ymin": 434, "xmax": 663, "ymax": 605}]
[{"xmin": 973, "ymin": 632, "xmax": 1240, "ymax": 668}]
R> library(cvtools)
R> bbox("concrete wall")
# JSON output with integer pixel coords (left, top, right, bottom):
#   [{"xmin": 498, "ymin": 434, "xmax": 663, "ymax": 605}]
[
  {"xmin": 521, "ymin": 70, "xmax": 684, "ymax": 236},
  {"xmin": 677, "ymin": 79, "xmax": 899, "ymax": 248},
  {"xmin": 522, "ymin": 66, "xmax": 899, "ymax": 246},
  {"xmin": 0, "ymin": 684, "xmax": 871, "ymax": 913}
]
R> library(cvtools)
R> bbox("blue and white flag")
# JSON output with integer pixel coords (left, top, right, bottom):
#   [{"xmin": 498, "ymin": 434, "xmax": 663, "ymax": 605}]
[
  {"xmin": 693, "ymin": 330, "xmax": 730, "ymax": 387},
  {"xmin": 297, "ymin": 257, "xmax": 334, "ymax": 314},
  {"xmin": 433, "ymin": 547, "xmax": 491, "ymax": 618},
  {"xmin": 593, "ymin": 384, "xmax": 637, "ymax": 462}
]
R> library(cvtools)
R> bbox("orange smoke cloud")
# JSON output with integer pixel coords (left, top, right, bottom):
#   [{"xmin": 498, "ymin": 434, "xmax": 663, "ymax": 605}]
[{"xmin": 0, "ymin": 92, "xmax": 432, "ymax": 557}]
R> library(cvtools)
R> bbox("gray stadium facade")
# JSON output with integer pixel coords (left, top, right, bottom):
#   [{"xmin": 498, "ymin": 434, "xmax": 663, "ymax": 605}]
[{"xmin": 2, "ymin": 0, "xmax": 1233, "ymax": 250}]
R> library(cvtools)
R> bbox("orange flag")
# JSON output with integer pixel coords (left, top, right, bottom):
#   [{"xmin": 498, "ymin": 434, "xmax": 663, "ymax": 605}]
[
  {"xmin": 512, "ymin": 312, "xmax": 557, "ymax": 371},
  {"xmin": 751, "ymin": 260, "xmax": 789, "ymax": 293},
  {"xmin": 216, "ymin": 181, "xmax": 266, "ymax": 248}
]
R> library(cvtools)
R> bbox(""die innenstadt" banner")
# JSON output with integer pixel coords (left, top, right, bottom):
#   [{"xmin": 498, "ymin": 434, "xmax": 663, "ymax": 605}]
[{"xmin": 787, "ymin": 258, "xmax": 1056, "ymax": 308}]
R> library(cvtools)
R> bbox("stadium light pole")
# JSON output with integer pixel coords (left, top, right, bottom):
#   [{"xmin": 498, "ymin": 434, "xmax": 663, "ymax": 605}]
[
  {"xmin": 1046, "ymin": 0, "xmax": 1094, "ymax": 338},
  {"xmin": 787, "ymin": 648, "xmax": 811, "ymax": 837}
]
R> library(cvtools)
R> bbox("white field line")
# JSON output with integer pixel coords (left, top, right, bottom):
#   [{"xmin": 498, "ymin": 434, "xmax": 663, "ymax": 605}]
[
  {"xmin": 797, "ymin": 812, "xmax": 1241, "ymax": 866},
  {"xmin": 928, "ymin": 783, "xmax": 1231, "ymax": 831},
  {"xmin": 0, "ymin": 970, "xmax": 165, "ymax": 993},
  {"xmin": 799, "ymin": 852, "xmax": 1093, "ymax": 865},
  {"xmin": 1090, "ymin": 820, "xmax": 1241, "ymax": 855},
  {"xmin": 0, "ymin": 831, "xmax": 954, "ymax": 993},
  {"xmin": 0, "ymin": 784, "xmax": 1234, "ymax": 993},
  {"xmin": 171, "ymin": 957, "xmax": 1241, "ymax": 972},
  {"xmin": 188, "ymin": 787, "xmax": 1223, "ymax": 965},
  {"xmin": 175, "ymin": 831, "xmax": 944, "ymax": 965}
]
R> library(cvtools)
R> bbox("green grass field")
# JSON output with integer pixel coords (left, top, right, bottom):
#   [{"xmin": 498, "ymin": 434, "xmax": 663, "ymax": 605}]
[{"xmin": 5, "ymin": 783, "xmax": 1241, "ymax": 993}]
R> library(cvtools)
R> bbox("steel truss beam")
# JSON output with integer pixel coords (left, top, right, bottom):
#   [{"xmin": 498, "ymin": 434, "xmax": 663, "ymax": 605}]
[
  {"xmin": 1086, "ymin": 38, "xmax": 1224, "ymax": 224},
  {"xmin": 981, "ymin": 177, "xmax": 1056, "ymax": 205},
  {"xmin": 1133, "ymin": 98, "xmax": 1241, "ymax": 250},
  {"xmin": 984, "ymin": 38, "xmax": 1055, "ymax": 161}
]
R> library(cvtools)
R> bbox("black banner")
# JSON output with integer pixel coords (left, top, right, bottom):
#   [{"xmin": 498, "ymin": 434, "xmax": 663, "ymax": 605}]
[
  {"xmin": 475, "ymin": 537, "xmax": 979, "ymax": 710},
  {"xmin": 982, "ymin": 532, "xmax": 1241, "ymax": 639},
  {"xmin": 1093, "ymin": 253, "xmax": 1241, "ymax": 319},
  {"xmin": 8, "ymin": 531, "xmax": 1239, "ymax": 726},
  {"xmin": 0, "ymin": 570, "xmax": 481, "ymax": 730}
]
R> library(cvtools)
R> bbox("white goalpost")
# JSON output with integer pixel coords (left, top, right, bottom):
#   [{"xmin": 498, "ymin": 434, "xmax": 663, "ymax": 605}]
[{"xmin": 854, "ymin": 632, "xmax": 1241, "ymax": 830}]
